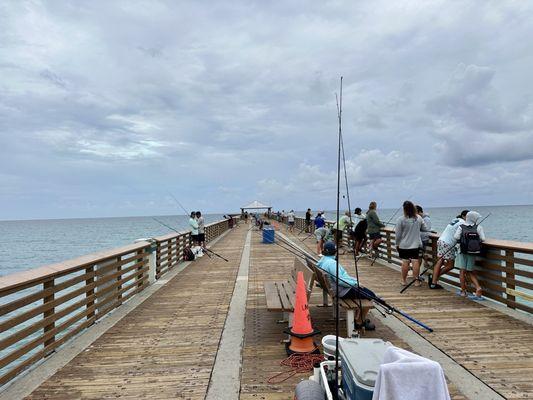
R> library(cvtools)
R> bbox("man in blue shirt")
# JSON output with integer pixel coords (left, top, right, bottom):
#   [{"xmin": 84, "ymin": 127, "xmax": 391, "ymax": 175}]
[{"xmin": 314, "ymin": 212, "xmax": 325, "ymax": 229}]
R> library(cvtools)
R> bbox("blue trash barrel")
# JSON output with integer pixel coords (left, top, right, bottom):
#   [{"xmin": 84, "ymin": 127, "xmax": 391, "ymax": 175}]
[{"xmin": 262, "ymin": 227, "xmax": 275, "ymax": 244}]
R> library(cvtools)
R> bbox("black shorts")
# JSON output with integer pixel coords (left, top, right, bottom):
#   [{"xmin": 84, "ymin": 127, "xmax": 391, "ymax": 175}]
[
  {"xmin": 398, "ymin": 248, "xmax": 419, "ymax": 260},
  {"xmin": 334, "ymin": 229, "xmax": 343, "ymax": 241},
  {"xmin": 352, "ymin": 230, "xmax": 366, "ymax": 241},
  {"xmin": 369, "ymin": 232, "xmax": 381, "ymax": 240},
  {"xmin": 197, "ymin": 233, "xmax": 205, "ymax": 242},
  {"xmin": 191, "ymin": 234, "xmax": 199, "ymax": 243}
]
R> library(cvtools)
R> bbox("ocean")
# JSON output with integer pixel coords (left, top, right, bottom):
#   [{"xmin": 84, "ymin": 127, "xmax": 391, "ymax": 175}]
[
  {"xmin": 0, "ymin": 205, "xmax": 532, "ymax": 278},
  {"xmin": 0, "ymin": 214, "xmax": 224, "ymax": 277}
]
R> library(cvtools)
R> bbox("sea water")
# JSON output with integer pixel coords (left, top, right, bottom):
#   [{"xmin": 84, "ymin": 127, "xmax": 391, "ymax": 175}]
[{"xmin": 0, "ymin": 214, "xmax": 224, "ymax": 277}]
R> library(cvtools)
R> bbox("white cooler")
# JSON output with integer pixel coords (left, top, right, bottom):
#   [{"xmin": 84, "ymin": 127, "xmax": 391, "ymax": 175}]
[{"xmin": 339, "ymin": 338, "xmax": 391, "ymax": 400}]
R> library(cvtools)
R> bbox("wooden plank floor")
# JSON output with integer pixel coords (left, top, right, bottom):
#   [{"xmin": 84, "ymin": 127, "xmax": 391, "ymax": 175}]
[
  {"xmin": 240, "ymin": 227, "xmax": 464, "ymax": 399},
  {"xmin": 275, "ymin": 229, "xmax": 533, "ymax": 400},
  {"xmin": 25, "ymin": 224, "xmax": 249, "ymax": 400}
]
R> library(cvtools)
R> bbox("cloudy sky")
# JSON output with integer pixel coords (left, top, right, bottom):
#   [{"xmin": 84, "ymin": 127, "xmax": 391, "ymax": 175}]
[{"xmin": 1, "ymin": 1, "xmax": 532, "ymax": 220}]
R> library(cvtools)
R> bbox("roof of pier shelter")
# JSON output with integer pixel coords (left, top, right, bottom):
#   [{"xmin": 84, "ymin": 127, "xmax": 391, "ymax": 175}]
[{"xmin": 240, "ymin": 200, "xmax": 271, "ymax": 210}]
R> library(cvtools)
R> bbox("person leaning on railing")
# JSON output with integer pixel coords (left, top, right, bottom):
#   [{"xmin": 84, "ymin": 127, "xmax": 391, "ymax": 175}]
[
  {"xmin": 366, "ymin": 201, "xmax": 385, "ymax": 257},
  {"xmin": 395, "ymin": 201, "xmax": 430, "ymax": 287}
]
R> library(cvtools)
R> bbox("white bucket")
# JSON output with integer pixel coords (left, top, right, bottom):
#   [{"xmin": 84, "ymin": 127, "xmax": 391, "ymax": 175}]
[{"xmin": 322, "ymin": 335, "xmax": 344, "ymax": 358}]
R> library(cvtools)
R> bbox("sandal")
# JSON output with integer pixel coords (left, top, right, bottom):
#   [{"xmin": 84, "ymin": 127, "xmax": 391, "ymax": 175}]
[
  {"xmin": 468, "ymin": 294, "xmax": 485, "ymax": 301},
  {"xmin": 414, "ymin": 280, "xmax": 421, "ymax": 287},
  {"xmin": 456, "ymin": 290, "xmax": 467, "ymax": 297}
]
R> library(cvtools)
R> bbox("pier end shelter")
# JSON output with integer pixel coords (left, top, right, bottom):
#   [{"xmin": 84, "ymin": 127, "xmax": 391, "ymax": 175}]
[{"xmin": 240, "ymin": 200, "xmax": 272, "ymax": 217}]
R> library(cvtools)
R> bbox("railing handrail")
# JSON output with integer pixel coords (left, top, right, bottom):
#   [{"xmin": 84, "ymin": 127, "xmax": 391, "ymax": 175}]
[{"xmin": 0, "ymin": 241, "xmax": 152, "ymax": 293}]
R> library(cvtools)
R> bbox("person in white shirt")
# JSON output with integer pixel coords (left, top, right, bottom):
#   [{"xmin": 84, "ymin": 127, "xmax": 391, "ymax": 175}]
[{"xmin": 287, "ymin": 210, "xmax": 295, "ymax": 232}]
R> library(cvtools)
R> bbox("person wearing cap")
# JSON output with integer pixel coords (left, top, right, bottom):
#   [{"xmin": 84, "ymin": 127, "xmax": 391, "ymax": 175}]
[
  {"xmin": 317, "ymin": 241, "xmax": 376, "ymax": 330},
  {"xmin": 429, "ymin": 210, "xmax": 468, "ymax": 289},
  {"xmin": 314, "ymin": 212, "xmax": 325, "ymax": 229}
]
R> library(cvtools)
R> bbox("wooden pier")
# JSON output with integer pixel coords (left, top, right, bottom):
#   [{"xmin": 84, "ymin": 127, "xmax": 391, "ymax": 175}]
[{"xmin": 1, "ymin": 217, "xmax": 532, "ymax": 399}]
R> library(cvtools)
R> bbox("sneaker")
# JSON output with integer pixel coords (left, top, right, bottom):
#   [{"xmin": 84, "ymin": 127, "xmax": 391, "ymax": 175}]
[
  {"xmin": 364, "ymin": 319, "xmax": 376, "ymax": 331},
  {"xmin": 429, "ymin": 283, "xmax": 444, "ymax": 290}
]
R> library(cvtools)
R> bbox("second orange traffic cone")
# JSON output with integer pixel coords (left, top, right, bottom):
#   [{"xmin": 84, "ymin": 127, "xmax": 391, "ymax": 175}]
[{"xmin": 284, "ymin": 271, "xmax": 320, "ymax": 355}]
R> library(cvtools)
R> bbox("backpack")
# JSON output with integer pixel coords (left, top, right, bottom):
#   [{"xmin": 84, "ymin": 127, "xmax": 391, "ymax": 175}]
[
  {"xmin": 460, "ymin": 224, "xmax": 482, "ymax": 254},
  {"xmin": 183, "ymin": 246, "xmax": 195, "ymax": 261}
]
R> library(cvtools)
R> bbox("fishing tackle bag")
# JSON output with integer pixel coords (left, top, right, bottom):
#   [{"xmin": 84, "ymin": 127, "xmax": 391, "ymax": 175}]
[
  {"xmin": 459, "ymin": 224, "xmax": 482, "ymax": 254},
  {"xmin": 183, "ymin": 246, "xmax": 195, "ymax": 261}
]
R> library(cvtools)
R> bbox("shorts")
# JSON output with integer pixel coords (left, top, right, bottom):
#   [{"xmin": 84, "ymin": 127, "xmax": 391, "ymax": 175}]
[
  {"xmin": 352, "ymin": 230, "xmax": 366, "ymax": 241},
  {"xmin": 398, "ymin": 248, "xmax": 419, "ymax": 260},
  {"xmin": 197, "ymin": 233, "xmax": 205, "ymax": 243},
  {"xmin": 369, "ymin": 232, "xmax": 381, "ymax": 240},
  {"xmin": 437, "ymin": 240, "xmax": 457, "ymax": 260},
  {"xmin": 315, "ymin": 227, "xmax": 327, "ymax": 242},
  {"xmin": 334, "ymin": 229, "xmax": 343, "ymax": 241},
  {"xmin": 455, "ymin": 253, "xmax": 476, "ymax": 271},
  {"xmin": 288, "ymin": 221, "xmax": 295, "ymax": 226},
  {"xmin": 191, "ymin": 234, "xmax": 199, "ymax": 243}
]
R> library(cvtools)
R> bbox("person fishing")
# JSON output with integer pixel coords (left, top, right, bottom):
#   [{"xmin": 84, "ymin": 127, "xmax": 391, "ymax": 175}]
[
  {"xmin": 395, "ymin": 201, "xmax": 429, "ymax": 286},
  {"xmin": 416, "ymin": 205, "xmax": 432, "ymax": 266},
  {"xmin": 429, "ymin": 210, "xmax": 468, "ymax": 289},
  {"xmin": 333, "ymin": 211, "xmax": 352, "ymax": 254},
  {"xmin": 196, "ymin": 211, "xmax": 205, "ymax": 248},
  {"xmin": 317, "ymin": 241, "xmax": 375, "ymax": 330},
  {"xmin": 189, "ymin": 211, "xmax": 199, "ymax": 247},
  {"xmin": 351, "ymin": 207, "xmax": 368, "ymax": 256},
  {"xmin": 314, "ymin": 211, "xmax": 325, "ymax": 229},
  {"xmin": 287, "ymin": 209, "xmax": 295, "ymax": 232},
  {"xmin": 314, "ymin": 225, "xmax": 333, "ymax": 255},
  {"xmin": 454, "ymin": 211, "xmax": 486, "ymax": 299},
  {"xmin": 366, "ymin": 201, "xmax": 385, "ymax": 258},
  {"xmin": 305, "ymin": 208, "xmax": 312, "ymax": 233}
]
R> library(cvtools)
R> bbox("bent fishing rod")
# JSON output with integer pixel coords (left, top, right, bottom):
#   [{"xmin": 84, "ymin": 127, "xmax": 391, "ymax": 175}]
[
  {"xmin": 151, "ymin": 217, "xmax": 229, "ymax": 262},
  {"xmin": 400, "ymin": 212, "xmax": 492, "ymax": 294},
  {"xmin": 167, "ymin": 192, "xmax": 190, "ymax": 216},
  {"xmin": 266, "ymin": 231, "xmax": 434, "ymax": 332}
]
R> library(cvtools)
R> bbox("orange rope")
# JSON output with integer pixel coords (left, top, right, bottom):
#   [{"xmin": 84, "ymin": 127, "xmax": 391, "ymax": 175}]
[{"xmin": 267, "ymin": 353, "xmax": 325, "ymax": 384}]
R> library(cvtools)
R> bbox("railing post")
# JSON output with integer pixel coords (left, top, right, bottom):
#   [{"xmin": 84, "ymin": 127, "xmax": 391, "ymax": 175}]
[
  {"xmin": 505, "ymin": 250, "xmax": 515, "ymax": 309},
  {"xmin": 86, "ymin": 266, "xmax": 95, "ymax": 322},
  {"xmin": 43, "ymin": 278, "xmax": 55, "ymax": 353},
  {"xmin": 147, "ymin": 242, "xmax": 157, "ymax": 284},
  {"xmin": 386, "ymin": 231, "xmax": 392, "ymax": 263},
  {"xmin": 116, "ymin": 256, "xmax": 122, "ymax": 302},
  {"xmin": 136, "ymin": 249, "xmax": 144, "ymax": 288}
]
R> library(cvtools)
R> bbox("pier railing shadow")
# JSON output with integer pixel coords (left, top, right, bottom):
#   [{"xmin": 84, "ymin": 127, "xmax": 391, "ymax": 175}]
[{"xmin": 0, "ymin": 217, "xmax": 237, "ymax": 388}]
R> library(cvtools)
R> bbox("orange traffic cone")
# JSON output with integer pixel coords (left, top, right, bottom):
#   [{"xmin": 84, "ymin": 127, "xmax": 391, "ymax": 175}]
[{"xmin": 284, "ymin": 271, "xmax": 320, "ymax": 355}]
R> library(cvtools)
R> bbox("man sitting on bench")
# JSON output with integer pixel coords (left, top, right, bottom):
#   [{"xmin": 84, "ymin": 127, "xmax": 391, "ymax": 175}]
[{"xmin": 317, "ymin": 241, "xmax": 376, "ymax": 330}]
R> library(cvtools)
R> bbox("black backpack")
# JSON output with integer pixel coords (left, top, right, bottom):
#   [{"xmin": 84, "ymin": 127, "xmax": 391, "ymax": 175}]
[
  {"xmin": 183, "ymin": 246, "xmax": 195, "ymax": 261},
  {"xmin": 460, "ymin": 225, "xmax": 482, "ymax": 254}
]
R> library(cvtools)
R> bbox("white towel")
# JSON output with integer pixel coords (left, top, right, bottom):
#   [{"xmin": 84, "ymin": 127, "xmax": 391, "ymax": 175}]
[{"xmin": 372, "ymin": 347, "xmax": 451, "ymax": 400}]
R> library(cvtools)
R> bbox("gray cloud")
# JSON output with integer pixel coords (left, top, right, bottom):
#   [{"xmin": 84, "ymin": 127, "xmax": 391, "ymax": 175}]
[{"xmin": 0, "ymin": 0, "xmax": 532, "ymax": 219}]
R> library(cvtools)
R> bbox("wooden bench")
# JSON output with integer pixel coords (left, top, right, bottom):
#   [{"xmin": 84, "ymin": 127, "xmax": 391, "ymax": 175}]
[
  {"xmin": 264, "ymin": 258, "xmax": 315, "ymax": 325},
  {"xmin": 305, "ymin": 258, "xmax": 374, "ymax": 337}
]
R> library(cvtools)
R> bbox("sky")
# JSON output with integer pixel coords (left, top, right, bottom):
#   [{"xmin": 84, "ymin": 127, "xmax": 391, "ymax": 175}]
[{"xmin": 1, "ymin": 0, "xmax": 533, "ymax": 220}]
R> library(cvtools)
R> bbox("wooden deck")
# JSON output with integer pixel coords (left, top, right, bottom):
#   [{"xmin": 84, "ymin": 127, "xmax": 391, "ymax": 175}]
[{"xmin": 14, "ymin": 223, "xmax": 533, "ymax": 399}]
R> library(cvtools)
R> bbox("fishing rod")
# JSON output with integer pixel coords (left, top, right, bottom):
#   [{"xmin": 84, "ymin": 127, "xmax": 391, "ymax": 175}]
[
  {"xmin": 263, "ymin": 230, "xmax": 434, "ymax": 332},
  {"xmin": 400, "ymin": 212, "xmax": 492, "ymax": 294},
  {"xmin": 167, "ymin": 192, "xmax": 190, "ymax": 216}
]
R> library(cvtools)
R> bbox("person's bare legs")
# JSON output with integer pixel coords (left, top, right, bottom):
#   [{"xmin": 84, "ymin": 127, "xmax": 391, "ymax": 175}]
[
  {"xmin": 412, "ymin": 259, "xmax": 421, "ymax": 286},
  {"xmin": 431, "ymin": 257, "xmax": 444, "ymax": 285},
  {"xmin": 459, "ymin": 269, "xmax": 467, "ymax": 295},
  {"xmin": 468, "ymin": 271, "xmax": 482, "ymax": 296},
  {"xmin": 401, "ymin": 260, "xmax": 410, "ymax": 285},
  {"xmin": 316, "ymin": 239, "xmax": 323, "ymax": 255}
]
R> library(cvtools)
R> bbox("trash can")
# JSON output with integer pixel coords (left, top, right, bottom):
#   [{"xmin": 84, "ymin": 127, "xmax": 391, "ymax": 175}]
[{"xmin": 262, "ymin": 227, "xmax": 275, "ymax": 244}]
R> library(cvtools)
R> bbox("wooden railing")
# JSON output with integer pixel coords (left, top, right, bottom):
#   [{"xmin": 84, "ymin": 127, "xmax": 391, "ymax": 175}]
[
  {"xmin": 0, "ymin": 216, "xmax": 237, "ymax": 387},
  {"xmin": 285, "ymin": 216, "xmax": 533, "ymax": 314}
]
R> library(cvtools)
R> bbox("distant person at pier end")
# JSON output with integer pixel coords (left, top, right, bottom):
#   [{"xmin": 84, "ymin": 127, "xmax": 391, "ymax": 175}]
[
  {"xmin": 305, "ymin": 208, "xmax": 312, "ymax": 233},
  {"xmin": 429, "ymin": 210, "xmax": 468, "ymax": 289},
  {"xmin": 395, "ymin": 201, "xmax": 429, "ymax": 286},
  {"xmin": 196, "ymin": 211, "xmax": 205, "ymax": 248},
  {"xmin": 189, "ymin": 211, "xmax": 199, "ymax": 246},
  {"xmin": 366, "ymin": 202, "xmax": 385, "ymax": 257},
  {"xmin": 352, "ymin": 207, "xmax": 368, "ymax": 256},
  {"xmin": 416, "ymin": 205, "xmax": 432, "ymax": 265},
  {"xmin": 454, "ymin": 211, "xmax": 485, "ymax": 299},
  {"xmin": 318, "ymin": 241, "xmax": 376, "ymax": 330},
  {"xmin": 287, "ymin": 210, "xmax": 295, "ymax": 232}
]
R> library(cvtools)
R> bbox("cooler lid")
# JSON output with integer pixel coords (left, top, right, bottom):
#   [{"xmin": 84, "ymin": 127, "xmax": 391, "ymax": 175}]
[{"xmin": 339, "ymin": 338, "xmax": 391, "ymax": 387}]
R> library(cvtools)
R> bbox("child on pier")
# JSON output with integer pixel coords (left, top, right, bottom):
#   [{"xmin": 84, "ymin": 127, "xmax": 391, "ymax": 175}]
[{"xmin": 454, "ymin": 211, "xmax": 485, "ymax": 299}]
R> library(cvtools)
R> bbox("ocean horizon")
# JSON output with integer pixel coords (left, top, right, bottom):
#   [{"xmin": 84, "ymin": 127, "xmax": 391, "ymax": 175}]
[{"xmin": 1, "ymin": 205, "xmax": 532, "ymax": 278}]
